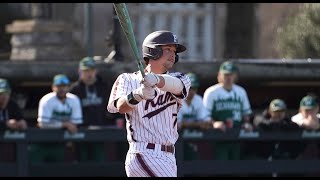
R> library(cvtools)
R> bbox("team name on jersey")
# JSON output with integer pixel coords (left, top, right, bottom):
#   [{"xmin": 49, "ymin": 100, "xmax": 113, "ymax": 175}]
[
  {"xmin": 52, "ymin": 108, "xmax": 73, "ymax": 121},
  {"xmin": 82, "ymin": 97, "xmax": 103, "ymax": 107},
  {"xmin": 215, "ymin": 101, "xmax": 241, "ymax": 111},
  {"xmin": 143, "ymin": 92, "xmax": 176, "ymax": 119}
]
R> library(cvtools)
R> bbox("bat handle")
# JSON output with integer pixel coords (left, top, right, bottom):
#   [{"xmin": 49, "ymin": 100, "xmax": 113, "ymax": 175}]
[{"xmin": 139, "ymin": 64, "xmax": 145, "ymax": 78}]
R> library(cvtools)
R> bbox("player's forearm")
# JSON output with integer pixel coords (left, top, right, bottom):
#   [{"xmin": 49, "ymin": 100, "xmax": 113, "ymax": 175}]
[
  {"xmin": 242, "ymin": 115, "xmax": 251, "ymax": 123},
  {"xmin": 199, "ymin": 121, "xmax": 214, "ymax": 129},
  {"xmin": 117, "ymin": 96, "xmax": 134, "ymax": 114},
  {"xmin": 117, "ymin": 85, "xmax": 156, "ymax": 113},
  {"xmin": 180, "ymin": 121, "xmax": 201, "ymax": 128},
  {"xmin": 38, "ymin": 121, "xmax": 62, "ymax": 128},
  {"xmin": 156, "ymin": 74, "xmax": 183, "ymax": 95}
]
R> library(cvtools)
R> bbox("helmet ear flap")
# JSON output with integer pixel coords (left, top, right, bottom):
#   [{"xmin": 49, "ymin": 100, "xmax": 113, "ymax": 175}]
[
  {"xmin": 143, "ymin": 46, "xmax": 163, "ymax": 60},
  {"xmin": 174, "ymin": 53, "xmax": 179, "ymax": 64},
  {"xmin": 150, "ymin": 46, "xmax": 163, "ymax": 60},
  {"xmin": 144, "ymin": 47, "xmax": 179, "ymax": 63}
]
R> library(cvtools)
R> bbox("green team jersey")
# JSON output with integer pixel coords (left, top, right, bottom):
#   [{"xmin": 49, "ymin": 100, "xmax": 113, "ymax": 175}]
[{"xmin": 203, "ymin": 83, "xmax": 252, "ymax": 126}]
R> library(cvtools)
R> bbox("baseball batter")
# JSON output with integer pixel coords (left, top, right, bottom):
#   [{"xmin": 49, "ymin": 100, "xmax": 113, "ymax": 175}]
[{"xmin": 107, "ymin": 30, "xmax": 190, "ymax": 177}]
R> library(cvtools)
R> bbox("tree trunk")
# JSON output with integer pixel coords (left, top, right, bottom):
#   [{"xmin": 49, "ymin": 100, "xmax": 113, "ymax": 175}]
[{"xmin": 224, "ymin": 3, "xmax": 256, "ymax": 58}]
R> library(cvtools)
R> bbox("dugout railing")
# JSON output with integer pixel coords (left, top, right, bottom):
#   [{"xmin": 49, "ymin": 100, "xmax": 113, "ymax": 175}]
[{"xmin": 1, "ymin": 127, "xmax": 320, "ymax": 177}]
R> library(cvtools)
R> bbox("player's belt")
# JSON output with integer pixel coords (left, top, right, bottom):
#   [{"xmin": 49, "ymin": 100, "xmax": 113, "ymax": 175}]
[{"xmin": 146, "ymin": 143, "xmax": 175, "ymax": 154}]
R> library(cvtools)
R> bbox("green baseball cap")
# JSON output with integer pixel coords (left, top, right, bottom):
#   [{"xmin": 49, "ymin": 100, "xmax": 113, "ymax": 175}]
[
  {"xmin": 219, "ymin": 61, "xmax": 238, "ymax": 74},
  {"xmin": 269, "ymin": 99, "xmax": 287, "ymax": 112},
  {"xmin": 187, "ymin": 73, "xmax": 200, "ymax": 88},
  {"xmin": 53, "ymin": 74, "xmax": 70, "ymax": 86},
  {"xmin": 0, "ymin": 78, "xmax": 11, "ymax": 94},
  {"xmin": 79, "ymin": 57, "xmax": 96, "ymax": 70},
  {"xmin": 300, "ymin": 95, "xmax": 318, "ymax": 110}
]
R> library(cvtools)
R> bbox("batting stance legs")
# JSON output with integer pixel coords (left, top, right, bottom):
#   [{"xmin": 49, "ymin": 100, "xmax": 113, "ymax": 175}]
[{"xmin": 125, "ymin": 143, "xmax": 177, "ymax": 177}]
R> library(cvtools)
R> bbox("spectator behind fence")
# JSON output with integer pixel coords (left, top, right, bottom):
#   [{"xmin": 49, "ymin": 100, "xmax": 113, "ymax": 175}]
[
  {"xmin": 28, "ymin": 74, "xmax": 83, "ymax": 163},
  {"xmin": 293, "ymin": 95, "xmax": 320, "ymax": 161},
  {"xmin": 177, "ymin": 72, "xmax": 212, "ymax": 161},
  {"xmin": 243, "ymin": 99, "xmax": 302, "ymax": 161},
  {"xmin": 203, "ymin": 61, "xmax": 253, "ymax": 160},
  {"xmin": 291, "ymin": 94, "xmax": 320, "ymax": 127},
  {"xmin": 70, "ymin": 57, "xmax": 114, "ymax": 127},
  {"xmin": 0, "ymin": 78, "xmax": 27, "ymax": 162},
  {"xmin": 70, "ymin": 57, "xmax": 111, "ymax": 162}
]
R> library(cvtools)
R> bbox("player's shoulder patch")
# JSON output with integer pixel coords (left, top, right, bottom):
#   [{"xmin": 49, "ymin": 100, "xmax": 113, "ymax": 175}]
[{"xmin": 169, "ymin": 72, "xmax": 185, "ymax": 79}]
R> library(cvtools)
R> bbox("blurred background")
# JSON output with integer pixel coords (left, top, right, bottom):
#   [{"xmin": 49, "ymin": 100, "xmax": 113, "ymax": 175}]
[{"xmin": 1, "ymin": 3, "xmax": 320, "ymax": 177}]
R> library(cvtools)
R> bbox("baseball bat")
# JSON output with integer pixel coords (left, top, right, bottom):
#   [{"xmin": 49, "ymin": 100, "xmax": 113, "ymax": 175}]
[{"xmin": 113, "ymin": 3, "xmax": 145, "ymax": 77}]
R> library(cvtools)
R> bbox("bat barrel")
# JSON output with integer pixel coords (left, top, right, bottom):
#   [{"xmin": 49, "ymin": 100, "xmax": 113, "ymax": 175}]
[{"xmin": 113, "ymin": 3, "xmax": 145, "ymax": 77}]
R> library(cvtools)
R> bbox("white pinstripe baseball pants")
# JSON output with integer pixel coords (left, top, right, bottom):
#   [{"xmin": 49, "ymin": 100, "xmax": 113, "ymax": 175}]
[{"xmin": 125, "ymin": 142, "xmax": 177, "ymax": 177}]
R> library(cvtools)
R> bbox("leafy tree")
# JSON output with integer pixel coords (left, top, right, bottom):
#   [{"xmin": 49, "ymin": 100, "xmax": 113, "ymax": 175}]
[{"xmin": 277, "ymin": 4, "xmax": 320, "ymax": 59}]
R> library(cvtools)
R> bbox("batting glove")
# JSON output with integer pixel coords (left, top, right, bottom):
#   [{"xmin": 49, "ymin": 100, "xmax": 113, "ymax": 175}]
[
  {"xmin": 142, "ymin": 72, "xmax": 160, "ymax": 87},
  {"xmin": 132, "ymin": 85, "xmax": 156, "ymax": 102}
]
